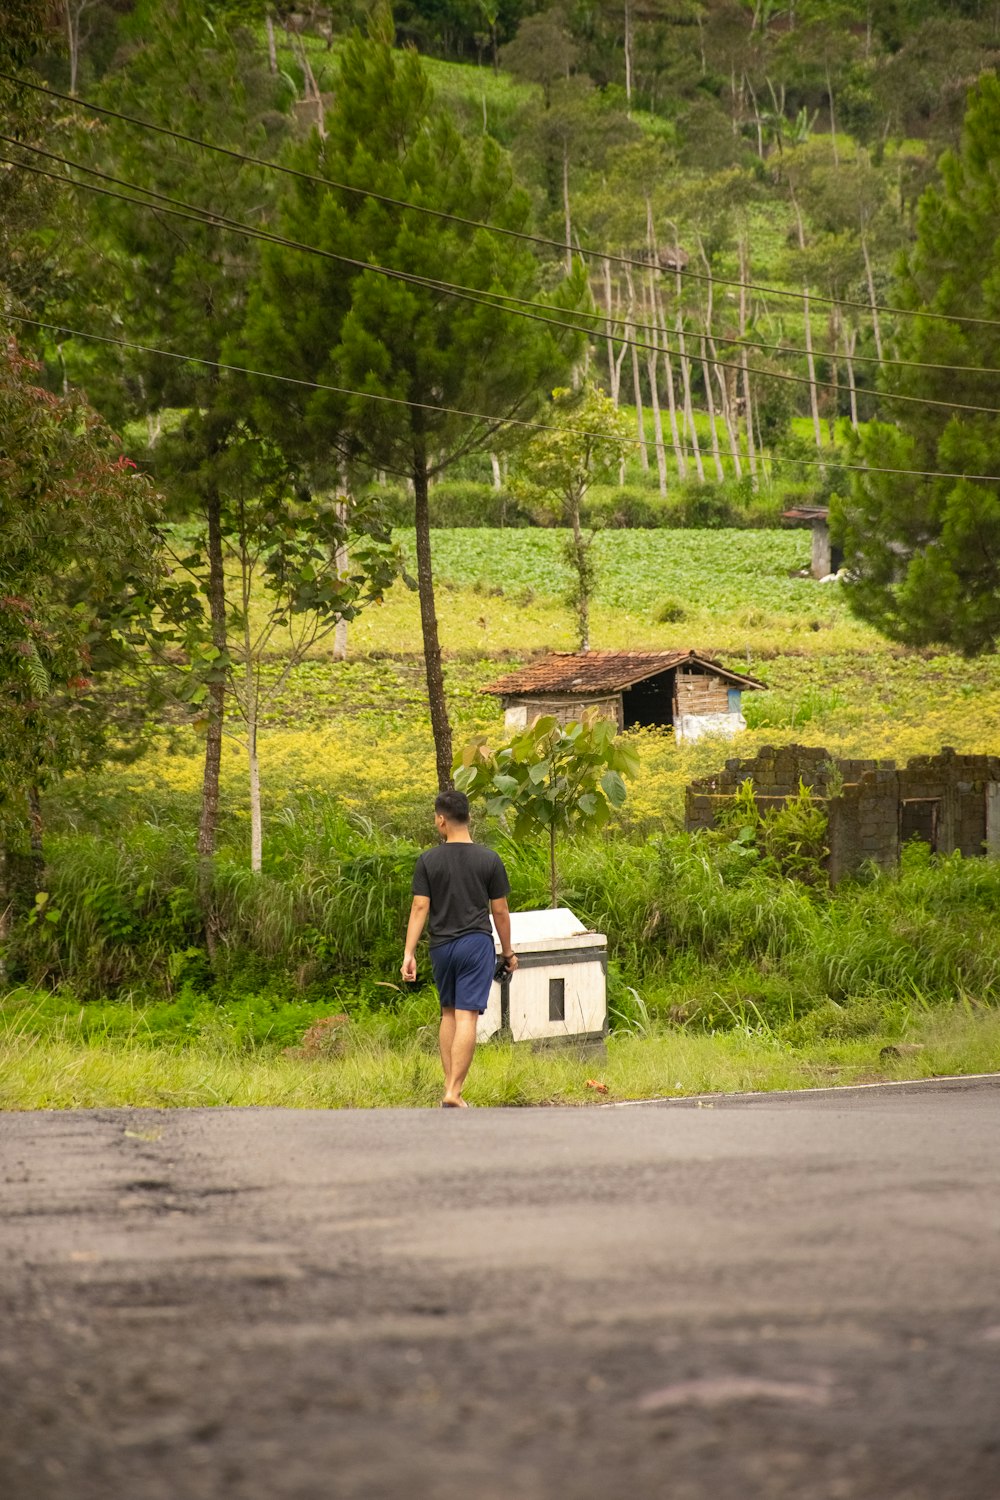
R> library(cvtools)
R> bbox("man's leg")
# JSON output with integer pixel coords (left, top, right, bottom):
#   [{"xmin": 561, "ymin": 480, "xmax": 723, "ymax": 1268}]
[
  {"xmin": 438, "ymin": 1006, "xmax": 455, "ymax": 1092},
  {"xmin": 442, "ymin": 1008, "xmax": 478, "ymax": 1107}
]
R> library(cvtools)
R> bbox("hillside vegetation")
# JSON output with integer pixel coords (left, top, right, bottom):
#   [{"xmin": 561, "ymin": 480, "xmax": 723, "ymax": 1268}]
[{"xmin": 3, "ymin": 2, "xmax": 1000, "ymax": 1103}]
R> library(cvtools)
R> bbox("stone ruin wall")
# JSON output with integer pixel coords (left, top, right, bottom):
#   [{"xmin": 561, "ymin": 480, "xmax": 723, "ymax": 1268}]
[{"xmin": 685, "ymin": 745, "xmax": 1000, "ymax": 883}]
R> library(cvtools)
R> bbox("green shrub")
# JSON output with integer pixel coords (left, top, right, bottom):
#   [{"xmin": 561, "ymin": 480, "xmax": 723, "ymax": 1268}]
[
  {"xmin": 584, "ymin": 485, "xmax": 670, "ymax": 529},
  {"xmin": 375, "ymin": 480, "xmax": 531, "ymax": 528},
  {"xmin": 10, "ymin": 808, "xmax": 1000, "ymax": 1046}
]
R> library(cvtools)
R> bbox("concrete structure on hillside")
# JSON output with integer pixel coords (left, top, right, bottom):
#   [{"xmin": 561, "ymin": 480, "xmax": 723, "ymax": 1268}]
[
  {"xmin": 484, "ymin": 650, "xmax": 766, "ymax": 744},
  {"xmin": 781, "ymin": 505, "xmax": 843, "ymax": 579},
  {"xmin": 685, "ymin": 744, "xmax": 1000, "ymax": 883}
]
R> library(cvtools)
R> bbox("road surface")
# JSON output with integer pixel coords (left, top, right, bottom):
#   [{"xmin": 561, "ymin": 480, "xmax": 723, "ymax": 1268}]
[{"xmin": 2, "ymin": 1078, "xmax": 999, "ymax": 1499}]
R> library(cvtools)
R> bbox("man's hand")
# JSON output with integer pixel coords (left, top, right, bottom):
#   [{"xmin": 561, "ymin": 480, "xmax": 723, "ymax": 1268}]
[
  {"xmin": 502, "ymin": 951, "xmax": 519, "ymax": 973},
  {"xmin": 402, "ymin": 896, "xmax": 430, "ymax": 983}
]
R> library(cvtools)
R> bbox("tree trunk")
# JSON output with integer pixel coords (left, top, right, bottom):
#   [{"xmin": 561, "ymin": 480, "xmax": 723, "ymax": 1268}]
[
  {"xmin": 641, "ymin": 219, "xmax": 665, "ymax": 495},
  {"xmin": 738, "ymin": 236, "xmax": 758, "ymax": 480},
  {"xmin": 239, "ymin": 539, "xmax": 263, "ymax": 876},
  {"xmin": 0, "ymin": 848, "xmax": 9, "ymax": 988},
  {"xmin": 490, "ymin": 453, "xmax": 503, "ymax": 491},
  {"xmin": 265, "ymin": 11, "xmax": 278, "ymax": 73},
  {"xmin": 862, "ymin": 235, "xmax": 883, "ymax": 362},
  {"xmin": 197, "ymin": 486, "xmax": 227, "ymax": 958},
  {"xmin": 562, "ymin": 144, "xmax": 573, "ymax": 274},
  {"xmin": 826, "ymin": 62, "xmax": 839, "ymax": 166},
  {"xmin": 248, "ymin": 710, "xmax": 262, "ymax": 876},
  {"xmin": 629, "ymin": 331, "xmax": 648, "ymax": 474},
  {"xmin": 802, "ymin": 286, "xmax": 823, "ymax": 450},
  {"xmin": 659, "ymin": 319, "xmax": 686, "ymax": 478},
  {"xmin": 648, "ymin": 279, "xmax": 684, "ymax": 478},
  {"xmin": 333, "ymin": 497, "xmax": 349, "ymax": 661},
  {"xmin": 668, "ymin": 228, "xmax": 702, "ymax": 481},
  {"xmin": 413, "ymin": 454, "xmax": 454, "ymax": 792},
  {"xmin": 676, "ymin": 314, "xmax": 704, "ymax": 482},
  {"xmin": 645, "ymin": 334, "xmax": 668, "ymax": 495},
  {"xmin": 623, "ymin": 0, "xmax": 633, "ymax": 113},
  {"xmin": 602, "ymin": 265, "xmax": 628, "ymax": 408},
  {"xmin": 699, "ymin": 242, "xmax": 743, "ymax": 479},
  {"xmin": 845, "ymin": 324, "xmax": 859, "ymax": 429},
  {"xmin": 548, "ymin": 823, "xmax": 558, "ymax": 908},
  {"xmin": 716, "ymin": 362, "xmax": 743, "ymax": 478},
  {"xmin": 828, "ymin": 305, "xmax": 841, "ymax": 443},
  {"xmin": 569, "ymin": 503, "xmax": 590, "ymax": 652},
  {"xmin": 789, "ymin": 194, "xmax": 822, "ymax": 452},
  {"xmin": 28, "ymin": 785, "xmax": 44, "ymax": 889},
  {"xmin": 65, "ymin": 1, "xmax": 80, "ymax": 95},
  {"xmin": 700, "ymin": 334, "xmax": 725, "ymax": 481}
]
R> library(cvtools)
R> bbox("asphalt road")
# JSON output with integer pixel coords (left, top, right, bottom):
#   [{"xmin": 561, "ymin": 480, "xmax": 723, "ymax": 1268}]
[{"xmin": 2, "ymin": 1079, "xmax": 999, "ymax": 1500}]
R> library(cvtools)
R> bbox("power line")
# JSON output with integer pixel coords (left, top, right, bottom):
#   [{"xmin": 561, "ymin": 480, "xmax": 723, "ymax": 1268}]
[
  {"xmin": 6, "ymin": 146, "xmax": 1000, "ymax": 422},
  {"xmin": 8, "ymin": 66, "xmax": 1000, "ymax": 336},
  {"xmin": 7, "ymin": 311, "xmax": 1000, "ymax": 485}
]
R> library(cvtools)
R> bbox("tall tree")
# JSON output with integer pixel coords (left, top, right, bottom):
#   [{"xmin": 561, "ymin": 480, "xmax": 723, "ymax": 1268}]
[
  {"xmin": 61, "ymin": 0, "xmax": 291, "ymax": 944},
  {"xmin": 150, "ymin": 451, "xmax": 402, "ymax": 873},
  {"xmin": 834, "ymin": 73, "xmax": 1000, "ymax": 654},
  {"xmin": 237, "ymin": 8, "xmax": 585, "ymax": 790},
  {"xmin": 0, "ymin": 338, "xmax": 159, "ymax": 936},
  {"xmin": 0, "ymin": 0, "xmax": 67, "ymax": 319}
]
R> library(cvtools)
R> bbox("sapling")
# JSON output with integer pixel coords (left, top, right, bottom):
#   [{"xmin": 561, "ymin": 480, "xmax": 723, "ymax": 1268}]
[{"xmin": 455, "ymin": 713, "xmax": 639, "ymax": 906}]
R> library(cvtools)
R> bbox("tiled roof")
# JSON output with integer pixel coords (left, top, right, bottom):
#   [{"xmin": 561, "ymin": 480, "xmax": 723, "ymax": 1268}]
[{"xmin": 484, "ymin": 650, "xmax": 765, "ymax": 697}]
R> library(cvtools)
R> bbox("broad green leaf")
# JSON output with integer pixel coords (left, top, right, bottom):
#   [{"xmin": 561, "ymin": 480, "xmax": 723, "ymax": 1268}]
[{"xmin": 600, "ymin": 769, "xmax": 627, "ymax": 807}]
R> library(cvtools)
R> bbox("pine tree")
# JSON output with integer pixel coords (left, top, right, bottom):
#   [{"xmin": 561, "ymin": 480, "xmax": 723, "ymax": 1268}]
[
  {"xmin": 238, "ymin": 7, "xmax": 586, "ymax": 789},
  {"xmin": 834, "ymin": 73, "xmax": 1000, "ymax": 655}
]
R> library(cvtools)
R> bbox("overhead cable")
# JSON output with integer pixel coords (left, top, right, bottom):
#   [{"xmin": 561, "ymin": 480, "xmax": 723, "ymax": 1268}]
[
  {"xmin": 5, "ymin": 147, "xmax": 1000, "ymax": 420},
  {"xmin": 7, "ymin": 311, "xmax": 1000, "ymax": 485},
  {"xmin": 7, "ymin": 67, "xmax": 1000, "ymax": 335}
]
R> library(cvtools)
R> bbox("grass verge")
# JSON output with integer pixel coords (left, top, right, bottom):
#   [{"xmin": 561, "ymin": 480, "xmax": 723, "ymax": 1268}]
[{"xmin": 1, "ymin": 1009, "xmax": 997, "ymax": 1110}]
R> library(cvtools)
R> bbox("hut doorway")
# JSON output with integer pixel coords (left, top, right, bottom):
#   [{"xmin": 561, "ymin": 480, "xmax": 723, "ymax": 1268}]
[{"xmin": 622, "ymin": 673, "xmax": 674, "ymax": 731}]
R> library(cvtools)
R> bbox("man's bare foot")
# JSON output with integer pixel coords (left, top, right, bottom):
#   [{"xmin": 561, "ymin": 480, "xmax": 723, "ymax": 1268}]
[{"xmin": 441, "ymin": 1096, "xmax": 469, "ymax": 1108}]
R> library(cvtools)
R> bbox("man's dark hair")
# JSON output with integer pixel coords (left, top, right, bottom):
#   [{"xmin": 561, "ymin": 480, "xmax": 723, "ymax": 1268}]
[{"xmin": 435, "ymin": 789, "xmax": 470, "ymax": 824}]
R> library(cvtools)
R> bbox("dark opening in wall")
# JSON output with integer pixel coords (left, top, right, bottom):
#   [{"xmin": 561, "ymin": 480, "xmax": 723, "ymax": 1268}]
[
  {"xmin": 901, "ymin": 798, "xmax": 940, "ymax": 851},
  {"xmin": 548, "ymin": 977, "xmax": 566, "ymax": 1022}
]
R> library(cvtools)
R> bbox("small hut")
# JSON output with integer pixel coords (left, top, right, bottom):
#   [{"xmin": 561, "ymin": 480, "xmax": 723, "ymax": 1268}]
[{"xmin": 484, "ymin": 650, "xmax": 765, "ymax": 743}]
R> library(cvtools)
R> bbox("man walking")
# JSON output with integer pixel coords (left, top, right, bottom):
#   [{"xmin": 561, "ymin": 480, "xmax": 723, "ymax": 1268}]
[{"xmin": 402, "ymin": 790, "xmax": 517, "ymax": 1108}]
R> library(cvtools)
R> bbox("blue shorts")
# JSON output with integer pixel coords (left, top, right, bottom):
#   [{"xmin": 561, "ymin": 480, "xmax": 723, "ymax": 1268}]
[{"xmin": 430, "ymin": 931, "xmax": 495, "ymax": 1013}]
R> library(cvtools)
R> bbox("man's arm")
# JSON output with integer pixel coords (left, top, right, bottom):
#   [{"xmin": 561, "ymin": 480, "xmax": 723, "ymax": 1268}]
[
  {"xmin": 401, "ymin": 896, "xmax": 430, "ymax": 982},
  {"xmin": 490, "ymin": 897, "xmax": 518, "ymax": 971}
]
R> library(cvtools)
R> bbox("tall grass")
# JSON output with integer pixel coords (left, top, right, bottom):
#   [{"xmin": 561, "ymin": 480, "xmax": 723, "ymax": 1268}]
[
  {"xmin": 9, "ymin": 802, "xmax": 1000, "ymax": 1051},
  {"xmin": 3, "ymin": 1007, "xmax": 998, "ymax": 1110}
]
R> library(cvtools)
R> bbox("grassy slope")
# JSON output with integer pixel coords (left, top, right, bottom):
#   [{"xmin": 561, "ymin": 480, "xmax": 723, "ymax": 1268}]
[{"xmin": 59, "ymin": 526, "xmax": 1000, "ymax": 836}]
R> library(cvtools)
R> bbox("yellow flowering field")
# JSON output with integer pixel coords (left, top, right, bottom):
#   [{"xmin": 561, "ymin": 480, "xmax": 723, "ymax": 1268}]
[{"xmin": 82, "ymin": 527, "xmax": 1000, "ymax": 845}]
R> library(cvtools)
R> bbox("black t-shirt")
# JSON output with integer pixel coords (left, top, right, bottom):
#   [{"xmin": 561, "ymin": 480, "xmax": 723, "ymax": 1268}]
[{"xmin": 412, "ymin": 842, "xmax": 511, "ymax": 948}]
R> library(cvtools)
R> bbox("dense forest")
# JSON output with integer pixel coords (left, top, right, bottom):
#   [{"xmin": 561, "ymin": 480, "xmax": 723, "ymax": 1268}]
[{"xmin": 5, "ymin": 0, "xmax": 999, "ymax": 485}]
